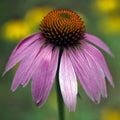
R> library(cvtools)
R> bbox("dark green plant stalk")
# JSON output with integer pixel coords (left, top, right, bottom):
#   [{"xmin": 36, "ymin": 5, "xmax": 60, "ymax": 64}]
[{"xmin": 56, "ymin": 48, "xmax": 65, "ymax": 120}]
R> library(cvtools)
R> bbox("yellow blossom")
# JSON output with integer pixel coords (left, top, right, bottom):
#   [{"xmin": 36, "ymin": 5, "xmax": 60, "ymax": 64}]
[
  {"xmin": 101, "ymin": 108, "xmax": 120, "ymax": 120},
  {"xmin": 2, "ymin": 20, "xmax": 31, "ymax": 41},
  {"xmin": 98, "ymin": 16, "xmax": 120, "ymax": 34},
  {"xmin": 1, "ymin": 6, "xmax": 53, "ymax": 42},
  {"xmin": 24, "ymin": 6, "xmax": 53, "ymax": 29},
  {"xmin": 93, "ymin": 0, "xmax": 118, "ymax": 13}
]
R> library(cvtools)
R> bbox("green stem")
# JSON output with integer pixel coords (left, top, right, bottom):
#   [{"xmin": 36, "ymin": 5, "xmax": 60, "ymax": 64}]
[{"xmin": 56, "ymin": 49, "xmax": 65, "ymax": 120}]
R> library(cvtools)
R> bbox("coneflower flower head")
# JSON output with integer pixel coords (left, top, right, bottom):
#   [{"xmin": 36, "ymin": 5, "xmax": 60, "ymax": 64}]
[
  {"xmin": 4, "ymin": 9, "xmax": 114, "ymax": 112},
  {"xmin": 40, "ymin": 9, "xmax": 85, "ymax": 48}
]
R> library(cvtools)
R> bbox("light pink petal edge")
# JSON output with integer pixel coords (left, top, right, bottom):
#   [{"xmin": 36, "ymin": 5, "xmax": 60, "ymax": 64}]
[
  {"xmin": 82, "ymin": 41, "xmax": 114, "ymax": 87},
  {"xmin": 69, "ymin": 48, "xmax": 101, "ymax": 103},
  {"xmin": 32, "ymin": 46, "xmax": 59, "ymax": 107},
  {"xmin": 4, "ymin": 32, "xmax": 43, "ymax": 75},
  {"xmin": 11, "ymin": 40, "xmax": 42, "ymax": 91},
  {"xmin": 85, "ymin": 33, "xmax": 113, "ymax": 56},
  {"xmin": 81, "ymin": 47, "xmax": 107, "ymax": 98},
  {"xmin": 59, "ymin": 50, "xmax": 77, "ymax": 112}
]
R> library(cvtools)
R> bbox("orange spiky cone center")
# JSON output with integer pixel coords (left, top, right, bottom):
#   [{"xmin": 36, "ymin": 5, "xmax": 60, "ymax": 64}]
[{"xmin": 40, "ymin": 9, "xmax": 85, "ymax": 48}]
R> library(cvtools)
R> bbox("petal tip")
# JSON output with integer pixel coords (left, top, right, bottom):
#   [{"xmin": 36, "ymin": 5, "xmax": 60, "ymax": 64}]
[
  {"xmin": 11, "ymin": 85, "xmax": 18, "ymax": 92},
  {"xmin": 85, "ymin": 33, "xmax": 114, "ymax": 56},
  {"xmin": 34, "ymin": 100, "xmax": 43, "ymax": 108},
  {"xmin": 111, "ymin": 82, "xmax": 115, "ymax": 88},
  {"xmin": 10, "ymin": 87, "xmax": 16, "ymax": 92},
  {"xmin": 2, "ymin": 71, "xmax": 6, "ymax": 77}
]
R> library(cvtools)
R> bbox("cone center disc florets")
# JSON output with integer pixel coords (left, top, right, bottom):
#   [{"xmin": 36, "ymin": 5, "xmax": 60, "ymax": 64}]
[{"xmin": 40, "ymin": 9, "xmax": 85, "ymax": 48}]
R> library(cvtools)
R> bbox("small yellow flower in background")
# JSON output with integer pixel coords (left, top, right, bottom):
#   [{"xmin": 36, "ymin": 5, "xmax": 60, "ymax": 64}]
[
  {"xmin": 1, "ymin": 19, "xmax": 31, "ymax": 41},
  {"xmin": 101, "ymin": 108, "xmax": 120, "ymax": 120},
  {"xmin": 1, "ymin": 6, "xmax": 53, "ymax": 42},
  {"xmin": 24, "ymin": 6, "xmax": 53, "ymax": 29},
  {"xmin": 93, "ymin": 0, "xmax": 118, "ymax": 14},
  {"xmin": 98, "ymin": 15, "xmax": 120, "ymax": 34}
]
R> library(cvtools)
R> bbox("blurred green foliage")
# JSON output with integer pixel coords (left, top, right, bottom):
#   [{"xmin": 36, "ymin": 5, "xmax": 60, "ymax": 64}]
[{"xmin": 0, "ymin": 0, "xmax": 120, "ymax": 120}]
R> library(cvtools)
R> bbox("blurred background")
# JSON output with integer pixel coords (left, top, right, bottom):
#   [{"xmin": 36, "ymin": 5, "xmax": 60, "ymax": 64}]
[{"xmin": 0, "ymin": 0, "xmax": 120, "ymax": 120}]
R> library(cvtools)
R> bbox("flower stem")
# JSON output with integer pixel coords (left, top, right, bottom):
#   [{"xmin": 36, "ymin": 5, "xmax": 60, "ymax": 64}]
[{"xmin": 56, "ymin": 49, "xmax": 65, "ymax": 120}]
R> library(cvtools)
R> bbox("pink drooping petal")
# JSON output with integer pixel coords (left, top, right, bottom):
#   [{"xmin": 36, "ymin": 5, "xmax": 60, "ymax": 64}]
[
  {"xmin": 11, "ymin": 40, "xmax": 42, "ymax": 91},
  {"xmin": 4, "ymin": 32, "xmax": 43, "ymax": 74},
  {"xmin": 82, "ymin": 41, "xmax": 114, "ymax": 87},
  {"xmin": 69, "ymin": 48, "xmax": 101, "ymax": 103},
  {"xmin": 59, "ymin": 50, "xmax": 77, "ymax": 112},
  {"xmin": 81, "ymin": 47, "xmax": 107, "ymax": 98},
  {"xmin": 32, "ymin": 46, "xmax": 59, "ymax": 107},
  {"xmin": 85, "ymin": 33, "xmax": 113, "ymax": 56}
]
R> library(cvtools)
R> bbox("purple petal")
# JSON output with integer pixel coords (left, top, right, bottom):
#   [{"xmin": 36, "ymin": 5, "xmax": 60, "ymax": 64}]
[
  {"xmin": 85, "ymin": 33, "xmax": 113, "ymax": 56},
  {"xmin": 4, "ymin": 32, "xmax": 44, "ymax": 74},
  {"xmin": 11, "ymin": 40, "xmax": 42, "ymax": 91},
  {"xmin": 32, "ymin": 46, "xmax": 59, "ymax": 107},
  {"xmin": 81, "ymin": 47, "xmax": 107, "ymax": 98},
  {"xmin": 82, "ymin": 42, "xmax": 114, "ymax": 87},
  {"xmin": 59, "ymin": 50, "xmax": 77, "ymax": 112},
  {"xmin": 69, "ymin": 48, "xmax": 101, "ymax": 103}
]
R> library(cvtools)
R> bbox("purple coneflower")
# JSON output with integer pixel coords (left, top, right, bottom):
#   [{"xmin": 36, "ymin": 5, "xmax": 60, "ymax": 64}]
[{"xmin": 4, "ymin": 9, "xmax": 114, "ymax": 112}]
